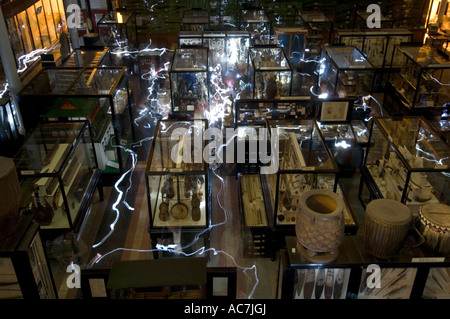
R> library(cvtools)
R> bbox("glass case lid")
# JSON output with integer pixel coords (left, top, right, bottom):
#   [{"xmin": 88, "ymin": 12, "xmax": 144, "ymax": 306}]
[
  {"xmin": 147, "ymin": 120, "xmax": 208, "ymax": 173},
  {"xmin": 324, "ymin": 46, "xmax": 374, "ymax": 70},
  {"xmin": 97, "ymin": 11, "xmax": 134, "ymax": 24},
  {"xmin": 226, "ymin": 31, "xmax": 251, "ymax": 38},
  {"xmin": 182, "ymin": 9, "xmax": 210, "ymax": 24},
  {"xmin": 396, "ymin": 44, "xmax": 450, "ymax": 68},
  {"xmin": 267, "ymin": 119, "xmax": 338, "ymax": 171},
  {"xmin": 13, "ymin": 121, "xmax": 86, "ymax": 174},
  {"xmin": 375, "ymin": 117, "xmax": 450, "ymax": 170},
  {"xmin": 20, "ymin": 67, "xmax": 126, "ymax": 96},
  {"xmin": 242, "ymin": 9, "xmax": 270, "ymax": 22},
  {"xmin": 298, "ymin": 10, "xmax": 330, "ymax": 23},
  {"xmin": 250, "ymin": 47, "xmax": 291, "ymax": 70},
  {"xmin": 171, "ymin": 48, "xmax": 208, "ymax": 71},
  {"xmin": 68, "ymin": 67, "xmax": 125, "ymax": 95}
]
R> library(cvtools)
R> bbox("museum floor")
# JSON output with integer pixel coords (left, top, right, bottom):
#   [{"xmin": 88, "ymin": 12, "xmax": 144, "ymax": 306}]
[{"xmin": 48, "ymin": 37, "xmax": 370, "ymax": 299}]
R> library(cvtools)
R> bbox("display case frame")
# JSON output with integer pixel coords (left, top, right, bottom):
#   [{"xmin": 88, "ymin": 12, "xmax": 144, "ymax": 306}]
[
  {"xmin": 240, "ymin": 8, "xmax": 272, "ymax": 46},
  {"xmin": 295, "ymin": 9, "xmax": 333, "ymax": 59},
  {"xmin": 145, "ymin": 119, "xmax": 211, "ymax": 259},
  {"xmin": 0, "ymin": 214, "xmax": 58, "ymax": 299},
  {"xmin": 181, "ymin": 9, "xmax": 210, "ymax": 32},
  {"xmin": 317, "ymin": 46, "xmax": 376, "ymax": 98},
  {"xmin": 262, "ymin": 119, "xmax": 339, "ymax": 233},
  {"xmin": 169, "ymin": 48, "xmax": 210, "ymax": 117},
  {"xmin": 359, "ymin": 116, "xmax": 450, "ymax": 215},
  {"xmin": 13, "ymin": 121, "xmax": 102, "ymax": 234},
  {"xmin": 17, "ymin": 67, "xmax": 135, "ymax": 180},
  {"xmin": 249, "ymin": 46, "xmax": 293, "ymax": 99},
  {"xmin": 388, "ymin": 43, "xmax": 450, "ymax": 110},
  {"xmin": 97, "ymin": 11, "xmax": 138, "ymax": 49}
]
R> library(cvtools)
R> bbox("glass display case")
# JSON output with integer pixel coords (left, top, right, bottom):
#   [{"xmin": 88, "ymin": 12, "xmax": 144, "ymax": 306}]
[
  {"xmin": 0, "ymin": 96, "xmax": 23, "ymax": 157},
  {"xmin": 18, "ymin": 67, "xmax": 135, "ymax": 178},
  {"xmin": 97, "ymin": 11, "xmax": 137, "ymax": 48},
  {"xmin": 274, "ymin": 27, "xmax": 308, "ymax": 95},
  {"xmin": 249, "ymin": 47, "xmax": 292, "ymax": 99},
  {"xmin": 240, "ymin": 8, "xmax": 271, "ymax": 45},
  {"xmin": 178, "ymin": 31, "xmax": 203, "ymax": 48},
  {"xmin": 295, "ymin": 9, "xmax": 333, "ymax": 59},
  {"xmin": 261, "ymin": 119, "xmax": 339, "ymax": 230},
  {"xmin": 278, "ymin": 236, "xmax": 450, "ymax": 300},
  {"xmin": 181, "ymin": 9, "xmax": 210, "ymax": 31},
  {"xmin": 389, "ymin": 44, "xmax": 450, "ymax": 110},
  {"xmin": 359, "ymin": 116, "xmax": 450, "ymax": 215},
  {"xmin": 335, "ymin": 28, "xmax": 413, "ymax": 88},
  {"xmin": 13, "ymin": 121, "xmax": 101, "ymax": 232},
  {"xmin": 169, "ymin": 48, "xmax": 209, "ymax": 117},
  {"xmin": 145, "ymin": 119, "xmax": 211, "ymax": 258},
  {"xmin": 0, "ymin": 215, "xmax": 57, "ymax": 299},
  {"xmin": 238, "ymin": 173, "xmax": 272, "ymax": 258},
  {"xmin": 234, "ymin": 97, "xmax": 315, "ymax": 126},
  {"xmin": 316, "ymin": 46, "xmax": 375, "ymax": 98}
]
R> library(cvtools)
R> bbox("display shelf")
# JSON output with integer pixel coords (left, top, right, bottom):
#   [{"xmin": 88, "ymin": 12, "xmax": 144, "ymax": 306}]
[
  {"xmin": 181, "ymin": 9, "xmax": 210, "ymax": 31},
  {"xmin": 13, "ymin": 121, "xmax": 102, "ymax": 233},
  {"xmin": 278, "ymin": 236, "xmax": 449, "ymax": 299},
  {"xmin": 359, "ymin": 116, "xmax": 450, "ymax": 215}
]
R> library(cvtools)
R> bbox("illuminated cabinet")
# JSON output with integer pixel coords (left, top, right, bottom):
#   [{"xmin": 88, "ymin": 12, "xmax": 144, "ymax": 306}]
[
  {"xmin": 0, "ymin": 215, "xmax": 57, "ymax": 299},
  {"xmin": 359, "ymin": 116, "xmax": 450, "ymax": 215},
  {"xmin": 145, "ymin": 119, "xmax": 211, "ymax": 259},
  {"xmin": 169, "ymin": 48, "xmax": 209, "ymax": 117}
]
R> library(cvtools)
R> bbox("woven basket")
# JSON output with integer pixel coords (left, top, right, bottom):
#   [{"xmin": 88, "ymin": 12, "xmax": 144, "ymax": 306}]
[{"xmin": 295, "ymin": 189, "xmax": 345, "ymax": 254}]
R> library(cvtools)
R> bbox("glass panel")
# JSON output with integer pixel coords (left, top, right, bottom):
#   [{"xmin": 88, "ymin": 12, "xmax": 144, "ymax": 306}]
[
  {"xmin": 50, "ymin": 0, "xmax": 62, "ymax": 36},
  {"xmin": 27, "ymin": 5, "xmax": 43, "ymax": 49},
  {"xmin": 35, "ymin": 1, "xmax": 50, "ymax": 48},
  {"xmin": 6, "ymin": 16, "xmax": 24, "ymax": 62},
  {"xmin": 42, "ymin": 0, "xmax": 57, "ymax": 44},
  {"xmin": 16, "ymin": 11, "xmax": 34, "ymax": 53}
]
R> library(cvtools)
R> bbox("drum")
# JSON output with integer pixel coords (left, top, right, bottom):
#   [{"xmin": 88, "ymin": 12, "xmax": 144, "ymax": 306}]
[
  {"xmin": 296, "ymin": 189, "xmax": 345, "ymax": 263},
  {"xmin": 417, "ymin": 203, "xmax": 450, "ymax": 256},
  {"xmin": 364, "ymin": 199, "xmax": 411, "ymax": 259}
]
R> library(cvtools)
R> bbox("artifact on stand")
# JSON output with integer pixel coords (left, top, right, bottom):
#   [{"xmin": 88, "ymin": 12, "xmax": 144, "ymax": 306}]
[
  {"xmin": 31, "ymin": 184, "xmax": 54, "ymax": 226},
  {"xmin": 295, "ymin": 189, "xmax": 345, "ymax": 263},
  {"xmin": 364, "ymin": 199, "xmax": 411, "ymax": 259}
]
